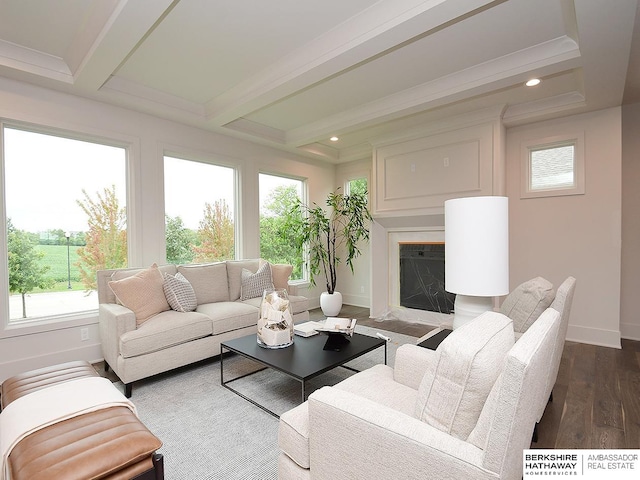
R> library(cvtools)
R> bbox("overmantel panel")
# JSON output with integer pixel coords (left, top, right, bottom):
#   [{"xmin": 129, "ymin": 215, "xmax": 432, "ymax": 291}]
[{"xmin": 373, "ymin": 123, "xmax": 494, "ymax": 216}]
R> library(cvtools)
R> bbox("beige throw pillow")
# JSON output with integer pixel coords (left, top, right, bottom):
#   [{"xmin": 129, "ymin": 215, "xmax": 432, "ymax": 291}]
[
  {"xmin": 500, "ymin": 277, "xmax": 555, "ymax": 333},
  {"xmin": 108, "ymin": 263, "xmax": 170, "ymax": 325},
  {"xmin": 414, "ymin": 311, "xmax": 514, "ymax": 440},
  {"xmin": 270, "ymin": 263, "xmax": 293, "ymax": 290}
]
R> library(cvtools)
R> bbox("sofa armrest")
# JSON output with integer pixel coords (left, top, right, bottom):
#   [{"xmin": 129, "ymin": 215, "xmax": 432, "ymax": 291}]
[
  {"xmin": 286, "ymin": 282, "xmax": 299, "ymax": 296},
  {"xmin": 307, "ymin": 387, "xmax": 493, "ymax": 480},
  {"xmin": 393, "ymin": 344, "xmax": 437, "ymax": 389},
  {"xmin": 98, "ymin": 304, "xmax": 136, "ymax": 367}
]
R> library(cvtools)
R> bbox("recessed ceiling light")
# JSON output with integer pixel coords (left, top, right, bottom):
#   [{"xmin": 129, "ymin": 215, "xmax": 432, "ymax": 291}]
[
  {"xmin": 330, "ymin": 136, "xmax": 339, "ymax": 142},
  {"xmin": 525, "ymin": 78, "xmax": 541, "ymax": 87}
]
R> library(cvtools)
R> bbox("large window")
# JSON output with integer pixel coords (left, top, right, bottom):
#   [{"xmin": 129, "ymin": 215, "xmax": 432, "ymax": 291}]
[
  {"xmin": 164, "ymin": 156, "xmax": 236, "ymax": 264},
  {"xmin": 3, "ymin": 126, "xmax": 127, "ymax": 322},
  {"xmin": 259, "ymin": 173, "xmax": 304, "ymax": 280}
]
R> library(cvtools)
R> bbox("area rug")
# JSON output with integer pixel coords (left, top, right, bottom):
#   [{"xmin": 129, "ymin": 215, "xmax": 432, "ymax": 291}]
[{"xmin": 128, "ymin": 326, "xmax": 418, "ymax": 480}]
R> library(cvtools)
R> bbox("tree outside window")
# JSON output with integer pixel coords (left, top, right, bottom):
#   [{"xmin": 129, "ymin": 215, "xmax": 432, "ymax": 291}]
[
  {"xmin": 3, "ymin": 126, "xmax": 127, "ymax": 322},
  {"xmin": 259, "ymin": 174, "xmax": 304, "ymax": 280},
  {"xmin": 164, "ymin": 156, "xmax": 236, "ymax": 264}
]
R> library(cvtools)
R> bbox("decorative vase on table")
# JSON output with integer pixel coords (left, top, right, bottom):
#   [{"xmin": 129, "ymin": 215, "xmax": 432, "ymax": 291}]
[
  {"xmin": 320, "ymin": 291, "xmax": 342, "ymax": 317},
  {"xmin": 257, "ymin": 288, "xmax": 294, "ymax": 348}
]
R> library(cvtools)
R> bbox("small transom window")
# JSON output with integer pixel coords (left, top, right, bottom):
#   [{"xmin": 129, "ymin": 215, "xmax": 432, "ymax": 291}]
[{"xmin": 521, "ymin": 134, "xmax": 584, "ymax": 198}]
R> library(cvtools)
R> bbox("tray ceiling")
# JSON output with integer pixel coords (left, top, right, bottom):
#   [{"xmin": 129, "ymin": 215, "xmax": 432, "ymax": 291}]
[{"xmin": 0, "ymin": 0, "xmax": 638, "ymax": 163}]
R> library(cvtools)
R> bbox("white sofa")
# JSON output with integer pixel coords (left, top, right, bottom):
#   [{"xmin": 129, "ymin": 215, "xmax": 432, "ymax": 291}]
[
  {"xmin": 97, "ymin": 259, "xmax": 309, "ymax": 397},
  {"xmin": 278, "ymin": 308, "xmax": 560, "ymax": 480}
]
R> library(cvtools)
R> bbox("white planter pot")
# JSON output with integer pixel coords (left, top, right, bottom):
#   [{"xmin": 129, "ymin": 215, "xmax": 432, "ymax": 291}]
[{"xmin": 320, "ymin": 291, "xmax": 342, "ymax": 317}]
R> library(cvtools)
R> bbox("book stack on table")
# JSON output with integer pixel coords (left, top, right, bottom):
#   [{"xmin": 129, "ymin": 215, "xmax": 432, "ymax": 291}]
[{"xmin": 294, "ymin": 318, "xmax": 357, "ymax": 337}]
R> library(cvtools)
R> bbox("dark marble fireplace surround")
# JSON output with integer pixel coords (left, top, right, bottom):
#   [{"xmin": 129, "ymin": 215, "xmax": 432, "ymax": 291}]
[{"xmin": 399, "ymin": 243, "xmax": 455, "ymax": 314}]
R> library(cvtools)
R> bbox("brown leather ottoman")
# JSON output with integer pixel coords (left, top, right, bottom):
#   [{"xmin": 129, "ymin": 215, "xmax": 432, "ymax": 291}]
[
  {"xmin": 1, "ymin": 360, "xmax": 99, "ymax": 410},
  {"xmin": 1, "ymin": 361, "xmax": 164, "ymax": 480},
  {"xmin": 8, "ymin": 406, "xmax": 163, "ymax": 480}
]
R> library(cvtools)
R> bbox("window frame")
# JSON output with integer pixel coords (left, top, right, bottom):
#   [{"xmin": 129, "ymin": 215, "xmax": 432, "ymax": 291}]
[
  {"xmin": 163, "ymin": 152, "xmax": 239, "ymax": 264},
  {"xmin": 0, "ymin": 120, "xmax": 136, "ymax": 337},
  {"xmin": 258, "ymin": 171, "xmax": 308, "ymax": 284},
  {"xmin": 520, "ymin": 133, "xmax": 585, "ymax": 199}
]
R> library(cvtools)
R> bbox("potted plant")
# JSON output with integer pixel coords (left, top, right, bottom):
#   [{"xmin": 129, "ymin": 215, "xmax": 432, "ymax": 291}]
[{"xmin": 282, "ymin": 188, "xmax": 372, "ymax": 316}]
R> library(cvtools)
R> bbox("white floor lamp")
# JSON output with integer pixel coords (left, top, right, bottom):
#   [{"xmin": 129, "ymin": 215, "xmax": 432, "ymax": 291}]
[{"xmin": 445, "ymin": 196, "xmax": 509, "ymax": 329}]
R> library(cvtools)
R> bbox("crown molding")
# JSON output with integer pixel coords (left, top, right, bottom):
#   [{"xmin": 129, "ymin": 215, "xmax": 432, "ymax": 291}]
[
  {"xmin": 502, "ymin": 91, "xmax": 586, "ymax": 126},
  {"xmin": 0, "ymin": 39, "xmax": 72, "ymax": 83},
  {"xmin": 286, "ymin": 36, "xmax": 580, "ymax": 147}
]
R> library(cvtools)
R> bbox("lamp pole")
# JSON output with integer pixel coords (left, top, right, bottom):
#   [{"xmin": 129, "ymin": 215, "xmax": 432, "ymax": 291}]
[{"xmin": 65, "ymin": 231, "xmax": 71, "ymax": 289}]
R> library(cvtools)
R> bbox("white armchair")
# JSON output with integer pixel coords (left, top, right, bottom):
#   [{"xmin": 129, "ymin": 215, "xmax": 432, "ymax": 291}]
[
  {"xmin": 278, "ymin": 309, "xmax": 561, "ymax": 480},
  {"xmin": 538, "ymin": 276, "xmax": 576, "ymax": 421}
]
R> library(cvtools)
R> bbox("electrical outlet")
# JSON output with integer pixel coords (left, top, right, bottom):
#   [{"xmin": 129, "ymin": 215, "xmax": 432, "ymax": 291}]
[
  {"xmin": 360, "ymin": 286, "xmax": 365, "ymax": 294},
  {"xmin": 81, "ymin": 327, "xmax": 89, "ymax": 341},
  {"xmin": 443, "ymin": 157, "xmax": 450, "ymax": 167}
]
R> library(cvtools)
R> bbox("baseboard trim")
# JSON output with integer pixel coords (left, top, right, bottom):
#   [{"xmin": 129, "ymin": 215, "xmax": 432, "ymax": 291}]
[
  {"xmin": 341, "ymin": 293, "xmax": 370, "ymax": 308},
  {"xmin": 566, "ymin": 324, "xmax": 621, "ymax": 349},
  {"xmin": 620, "ymin": 322, "xmax": 640, "ymax": 341}
]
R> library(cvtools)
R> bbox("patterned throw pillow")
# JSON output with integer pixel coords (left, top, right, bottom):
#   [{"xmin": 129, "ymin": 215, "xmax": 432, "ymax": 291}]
[
  {"xmin": 240, "ymin": 262, "xmax": 274, "ymax": 300},
  {"xmin": 163, "ymin": 272, "xmax": 197, "ymax": 312}
]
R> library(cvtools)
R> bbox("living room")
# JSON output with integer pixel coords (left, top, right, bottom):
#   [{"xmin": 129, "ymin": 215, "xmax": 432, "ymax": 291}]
[{"xmin": 0, "ymin": 1, "xmax": 639, "ymax": 476}]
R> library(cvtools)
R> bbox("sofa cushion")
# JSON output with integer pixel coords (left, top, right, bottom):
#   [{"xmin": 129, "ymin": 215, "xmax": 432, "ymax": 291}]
[
  {"xmin": 108, "ymin": 263, "xmax": 170, "ymax": 325},
  {"xmin": 163, "ymin": 272, "xmax": 197, "ymax": 312},
  {"xmin": 227, "ymin": 259, "xmax": 260, "ymax": 301},
  {"xmin": 415, "ymin": 311, "xmax": 514, "ymax": 440},
  {"xmin": 196, "ymin": 302, "xmax": 259, "ymax": 334},
  {"xmin": 177, "ymin": 262, "xmax": 230, "ymax": 304},
  {"xmin": 240, "ymin": 262, "xmax": 274, "ymax": 300},
  {"xmin": 119, "ymin": 310, "xmax": 212, "ymax": 358},
  {"xmin": 500, "ymin": 276, "xmax": 554, "ymax": 334}
]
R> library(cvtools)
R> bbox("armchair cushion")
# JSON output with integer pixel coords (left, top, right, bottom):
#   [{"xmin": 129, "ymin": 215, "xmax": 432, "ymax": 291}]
[
  {"xmin": 415, "ymin": 311, "xmax": 514, "ymax": 440},
  {"xmin": 279, "ymin": 364, "xmax": 417, "ymax": 470},
  {"xmin": 108, "ymin": 263, "xmax": 170, "ymax": 325},
  {"xmin": 500, "ymin": 276, "xmax": 554, "ymax": 334}
]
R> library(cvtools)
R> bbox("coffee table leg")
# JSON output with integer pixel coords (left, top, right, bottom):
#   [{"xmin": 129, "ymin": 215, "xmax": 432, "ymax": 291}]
[
  {"xmin": 220, "ymin": 346, "xmax": 225, "ymax": 385},
  {"xmin": 301, "ymin": 380, "xmax": 305, "ymax": 403},
  {"xmin": 384, "ymin": 342, "xmax": 387, "ymax": 365}
]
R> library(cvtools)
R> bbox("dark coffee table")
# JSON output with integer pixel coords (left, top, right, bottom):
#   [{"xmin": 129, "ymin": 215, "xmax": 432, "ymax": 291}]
[{"xmin": 220, "ymin": 332, "xmax": 387, "ymax": 417}]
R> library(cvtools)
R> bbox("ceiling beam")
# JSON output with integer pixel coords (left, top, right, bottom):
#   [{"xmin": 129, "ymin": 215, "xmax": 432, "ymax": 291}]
[
  {"xmin": 204, "ymin": 0, "xmax": 505, "ymax": 127},
  {"xmin": 73, "ymin": 0, "xmax": 176, "ymax": 92}
]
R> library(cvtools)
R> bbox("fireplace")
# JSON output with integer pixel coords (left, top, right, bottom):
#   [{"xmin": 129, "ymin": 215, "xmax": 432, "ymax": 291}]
[
  {"xmin": 399, "ymin": 243, "xmax": 455, "ymax": 314},
  {"xmin": 374, "ymin": 227, "xmax": 452, "ymax": 326}
]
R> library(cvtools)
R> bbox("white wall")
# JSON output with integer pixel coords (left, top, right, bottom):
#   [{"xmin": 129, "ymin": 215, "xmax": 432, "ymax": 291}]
[
  {"xmin": 0, "ymin": 76, "xmax": 335, "ymax": 382},
  {"xmin": 620, "ymin": 101, "xmax": 640, "ymax": 341},
  {"xmin": 506, "ymin": 107, "xmax": 622, "ymax": 348}
]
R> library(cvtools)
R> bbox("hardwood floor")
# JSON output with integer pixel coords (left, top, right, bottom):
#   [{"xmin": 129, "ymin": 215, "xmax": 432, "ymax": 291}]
[{"xmin": 321, "ymin": 305, "xmax": 640, "ymax": 449}]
